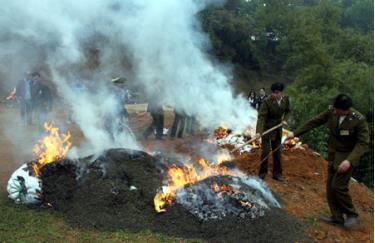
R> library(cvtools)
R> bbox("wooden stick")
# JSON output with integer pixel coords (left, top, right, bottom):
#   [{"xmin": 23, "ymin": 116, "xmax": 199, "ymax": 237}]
[{"xmin": 230, "ymin": 123, "xmax": 284, "ymax": 153}]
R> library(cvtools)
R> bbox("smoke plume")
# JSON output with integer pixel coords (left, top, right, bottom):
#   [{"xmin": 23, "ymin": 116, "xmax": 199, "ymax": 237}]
[{"xmin": 0, "ymin": 0, "xmax": 257, "ymax": 156}]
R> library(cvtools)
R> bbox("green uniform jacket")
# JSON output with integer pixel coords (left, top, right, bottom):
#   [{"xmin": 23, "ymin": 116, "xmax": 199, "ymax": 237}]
[
  {"xmin": 256, "ymin": 95, "xmax": 290, "ymax": 140},
  {"xmin": 294, "ymin": 107, "xmax": 369, "ymax": 167}
]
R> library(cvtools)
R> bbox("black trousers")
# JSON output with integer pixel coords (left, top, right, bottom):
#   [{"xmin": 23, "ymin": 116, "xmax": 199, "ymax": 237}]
[
  {"xmin": 20, "ymin": 100, "xmax": 33, "ymax": 125},
  {"xmin": 170, "ymin": 112, "xmax": 186, "ymax": 138},
  {"xmin": 144, "ymin": 112, "xmax": 164, "ymax": 139},
  {"xmin": 259, "ymin": 136, "xmax": 282, "ymax": 176},
  {"xmin": 186, "ymin": 115, "xmax": 196, "ymax": 135}
]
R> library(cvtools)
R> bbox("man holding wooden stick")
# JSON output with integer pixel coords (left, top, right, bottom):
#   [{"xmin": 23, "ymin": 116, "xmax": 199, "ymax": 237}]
[
  {"xmin": 256, "ymin": 82, "xmax": 290, "ymax": 181},
  {"xmin": 287, "ymin": 94, "xmax": 369, "ymax": 228}
]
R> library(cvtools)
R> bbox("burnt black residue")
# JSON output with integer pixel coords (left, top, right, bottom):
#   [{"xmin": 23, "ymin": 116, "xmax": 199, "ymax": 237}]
[{"xmin": 39, "ymin": 148, "xmax": 309, "ymax": 243}]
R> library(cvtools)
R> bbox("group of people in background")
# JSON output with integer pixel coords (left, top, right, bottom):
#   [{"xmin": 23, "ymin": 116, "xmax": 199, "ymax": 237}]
[
  {"xmin": 247, "ymin": 87, "xmax": 268, "ymax": 110},
  {"xmin": 13, "ymin": 71, "xmax": 198, "ymax": 142},
  {"xmin": 143, "ymin": 103, "xmax": 196, "ymax": 141},
  {"xmin": 16, "ymin": 72, "xmax": 53, "ymax": 134}
]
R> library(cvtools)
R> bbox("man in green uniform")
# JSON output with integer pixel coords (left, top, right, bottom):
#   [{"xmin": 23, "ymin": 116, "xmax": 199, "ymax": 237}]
[
  {"xmin": 256, "ymin": 82, "xmax": 290, "ymax": 181},
  {"xmin": 287, "ymin": 94, "xmax": 369, "ymax": 228}
]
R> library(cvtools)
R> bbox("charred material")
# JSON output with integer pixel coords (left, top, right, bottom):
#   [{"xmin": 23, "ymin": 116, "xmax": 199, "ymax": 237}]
[
  {"xmin": 176, "ymin": 175, "xmax": 269, "ymax": 221},
  {"xmin": 40, "ymin": 159, "xmax": 79, "ymax": 209},
  {"xmin": 33, "ymin": 148, "xmax": 307, "ymax": 242}
]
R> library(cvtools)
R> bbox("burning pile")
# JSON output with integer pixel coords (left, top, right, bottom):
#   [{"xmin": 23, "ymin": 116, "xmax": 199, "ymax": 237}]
[
  {"xmin": 282, "ymin": 129, "xmax": 301, "ymax": 149},
  {"xmin": 175, "ymin": 176, "xmax": 272, "ymax": 220},
  {"xmin": 214, "ymin": 126, "xmax": 232, "ymax": 139},
  {"xmin": 36, "ymin": 149, "xmax": 306, "ymax": 241},
  {"xmin": 154, "ymin": 154, "xmax": 235, "ymax": 212},
  {"xmin": 5, "ymin": 122, "xmax": 307, "ymax": 241},
  {"xmin": 32, "ymin": 123, "xmax": 72, "ymax": 176},
  {"xmin": 212, "ymin": 126, "xmax": 301, "ymax": 153},
  {"xmin": 212, "ymin": 126, "xmax": 258, "ymax": 153},
  {"xmin": 7, "ymin": 123, "xmax": 72, "ymax": 204},
  {"xmin": 6, "ymin": 144, "xmax": 306, "ymax": 241},
  {"xmin": 154, "ymin": 154, "xmax": 279, "ymax": 220}
]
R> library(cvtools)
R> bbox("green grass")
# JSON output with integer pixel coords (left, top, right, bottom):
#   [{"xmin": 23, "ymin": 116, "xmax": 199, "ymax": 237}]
[{"xmin": 0, "ymin": 193, "xmax": 200, "ymax": 243}]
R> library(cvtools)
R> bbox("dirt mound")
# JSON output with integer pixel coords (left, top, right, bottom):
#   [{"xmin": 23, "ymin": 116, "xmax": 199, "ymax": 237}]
[
  {"xmin": 232, "ymin": 146, "xmax": 374, "ymax": 242},
  {"xmin": 39, "ymin": 148, "xmax": 308, "ymax": 242}
]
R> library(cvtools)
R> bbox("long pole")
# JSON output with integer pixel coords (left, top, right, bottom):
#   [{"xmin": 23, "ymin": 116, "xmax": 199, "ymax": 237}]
[{"xmin": 230, "ymin": 123, "xmax": 284, "ymax": 153}]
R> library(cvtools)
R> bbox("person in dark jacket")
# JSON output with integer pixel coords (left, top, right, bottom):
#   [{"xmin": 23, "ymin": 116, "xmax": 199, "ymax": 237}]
[
  {"xmin": 287, "ymin": 94, "xmax": 369, "ymax": 228},
  {"xmin": 248, "ymin": 90, "xmax": 258, "ymax": 109},
  {"xmin": 256, "ymin": 82, "xmax": 290, "ymax": 181},
  {"xmin": 16, "ymin": 72, "xmax": 37, "ymax": 126},
  {"xmin": 257, "ymin": 87, "xmax": 268, "ymax": 111}
]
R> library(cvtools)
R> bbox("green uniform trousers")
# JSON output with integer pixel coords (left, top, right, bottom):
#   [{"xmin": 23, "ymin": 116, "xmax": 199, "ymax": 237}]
[
  {"xmin": 259, "ymin": 136, "xmax": 282, "ymax": 176},
  {"xmin": 327, "ymin": 165, "xmax": 358, "ymax": 223}
]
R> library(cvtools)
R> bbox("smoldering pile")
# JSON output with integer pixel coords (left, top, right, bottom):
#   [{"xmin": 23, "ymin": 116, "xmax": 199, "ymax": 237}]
[
  {"xmin": 212, "ymin": 127, "xmax": 256, "ymax": 154},
  {"xmin": 175, "ymin": 176, "xmax": 269, "ymax": 220},
  {"xmin": 7, "ymin": 149, "xmax": 307, "ymax": 242},
  {"xmin": 212, "ymin": 127, "xmax": 303, "ymax": 154}
]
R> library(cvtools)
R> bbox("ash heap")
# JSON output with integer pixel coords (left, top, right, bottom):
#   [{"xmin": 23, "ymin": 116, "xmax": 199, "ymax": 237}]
[{"xmin": 7, "ymin": 124, "xmax": 280, "ymax": 222}]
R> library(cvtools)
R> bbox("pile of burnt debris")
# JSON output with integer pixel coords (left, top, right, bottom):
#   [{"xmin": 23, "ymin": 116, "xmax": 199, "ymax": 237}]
[{"xmin": 35, "ymin": 149, "xmax": 307, "ymax": 242}]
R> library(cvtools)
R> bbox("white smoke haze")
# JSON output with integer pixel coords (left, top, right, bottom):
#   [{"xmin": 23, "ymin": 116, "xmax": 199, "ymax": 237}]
[
  {"xmin": 49, "ymin": 71, "xmax": 140, "ymax": 155},
  {"xmin": 121, "ymin": 0, "xmax": 257, "ymax": 130},
  {"xmin": 0, "ymin": 0, "xmax": 257, "ymax": 156}
]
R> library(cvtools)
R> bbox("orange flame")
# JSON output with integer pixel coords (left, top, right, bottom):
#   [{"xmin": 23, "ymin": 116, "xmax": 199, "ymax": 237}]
[
  {"xmin": 214, "ymin": 127, "xmax": 230, "ymax": 139},
  {"xmin": 211, "ymin": 182, "xmax": 233, "ymax": 192},
  {"xmin": 154, "ymin": 155, "xmax": 234, "ymax": 212},
  {"xmin": 32, "ymin": 122, "xmax": 72, "ymax": 176},
  {"xmin": 240, "ymin": 200, "xmax": 256, "ymax": 208},
  {"xmin": 251, "ymin": 141, "xmax": 260, "ymax": 149}
]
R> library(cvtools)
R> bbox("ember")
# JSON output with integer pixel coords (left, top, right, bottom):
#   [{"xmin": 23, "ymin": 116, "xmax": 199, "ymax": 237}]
[{"xmin": 211, "ymin": 182, "xmax": 233, "ymax": 192}]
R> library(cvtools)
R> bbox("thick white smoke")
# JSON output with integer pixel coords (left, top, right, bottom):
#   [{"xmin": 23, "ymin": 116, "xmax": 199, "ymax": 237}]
[
  {"xmin": 0, "ymin": 0, "xmax": 257, "ymax": 156},
  {"xmin": 117, "ymin": 0, "xmax": 256, "ymax": 130}
]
